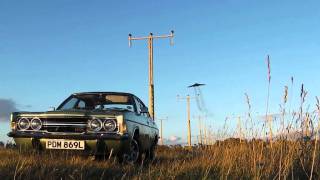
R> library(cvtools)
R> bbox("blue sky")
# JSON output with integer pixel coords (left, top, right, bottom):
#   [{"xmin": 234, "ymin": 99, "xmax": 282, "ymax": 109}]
[{"xmin": 0, "ymin": 0, "xmax": 320, "ymax": 143}]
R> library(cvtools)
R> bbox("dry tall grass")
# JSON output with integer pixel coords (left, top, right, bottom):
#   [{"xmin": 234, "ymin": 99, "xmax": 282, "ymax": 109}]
[
  {"xmin": 0, "ymin": 140, "xmax": 319, "ymax": 180},
  {"xmin": 2, "ymin": 57, "xmax": 320, "ymax": 179}
]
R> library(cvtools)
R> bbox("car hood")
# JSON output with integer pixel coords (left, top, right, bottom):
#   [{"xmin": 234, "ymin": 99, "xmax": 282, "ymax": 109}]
[{"xmin": 12, "ymin": 109, "xmax": 124, "ymax": 118}]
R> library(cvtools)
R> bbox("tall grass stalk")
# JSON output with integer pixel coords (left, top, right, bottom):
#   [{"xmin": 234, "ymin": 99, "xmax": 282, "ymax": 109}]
[
  {"xmin": 278, "ymin": 86, "xmax": 288, "ymax": 180},
  {"xmin": 310, "ymin": 97, "xmax": 320, "ymax": 180},
  {"xmin": 265, "ymin": 55, "xmax": 273, "ymax": 145},
  {"xmin": 244, "ymin": 93, "xmax": 260, "ymax": 178},
  {"xmin": 300, "ymin": 84, "xmax": 308, "ymax": 137}
]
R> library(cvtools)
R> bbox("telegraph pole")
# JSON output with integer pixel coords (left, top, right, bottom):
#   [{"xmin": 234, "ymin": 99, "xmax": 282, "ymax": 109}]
[
  {"xmin": 157, "ymin": 117, "xmax": 168, "ymax": 145},
  {"xmin": 237, "ymin": 116, "xmax": 243, "ymax": 143},
  {"xmin": 161, "ymin": 118, "xmax": 164, "ymax": 145},
  {"xmin": 203, "ymin": 122, "xmax": 208, "ymax": 145},
  {"xmin": 187, "ymin": 95, "xmax": 191, "ymax": 146},
  {"xmin": 177, "ymin": 95, "xmax": 195, "ymax": 147},
  {"xmin": 194, "ymin": 115, "xmax": 205, "ymax": 145},
  {"xmin": 128, "ymin": 31, "xmax": 174, "ymax": 120},
  {"xmin": 227, "ymin": 115, "xmax": 245, "ymax": 143},
  {"xmin": 198, "ymin": 116, "xmax": 203, "ymax": 145}
]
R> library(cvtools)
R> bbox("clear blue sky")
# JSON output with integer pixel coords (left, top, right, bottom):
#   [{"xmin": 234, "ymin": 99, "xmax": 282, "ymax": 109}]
[{"xmin": 1, "ymin": 0, "xmax": 320, "ymax": 143}]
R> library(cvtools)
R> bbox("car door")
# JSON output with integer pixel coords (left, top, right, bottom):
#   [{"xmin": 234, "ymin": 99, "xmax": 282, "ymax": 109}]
[
  {"xmin": 137, "ymin": 98, "xmax": 154, "ymax": 147},
  {"xmin": 132, "ymin": 97, "xmax": 151, "ymax": 150}
]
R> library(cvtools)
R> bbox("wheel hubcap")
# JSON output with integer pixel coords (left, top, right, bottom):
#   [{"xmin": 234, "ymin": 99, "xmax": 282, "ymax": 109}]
[{"xmin": 128, "ymin": 139, "xmax": 139, "ymax": 163}]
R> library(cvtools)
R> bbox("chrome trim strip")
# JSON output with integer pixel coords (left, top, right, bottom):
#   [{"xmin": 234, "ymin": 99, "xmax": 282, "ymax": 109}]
[
  {"xmin": 45, "ymin": 132, "xmax": 86, "ymax": 135},
  {"xmin": 44, "ymin": 123, "xmax": 87, "ymax": 127},
  {"xmin": 18, "ymin": 114, "xmax": 87, "ymax": 117}
]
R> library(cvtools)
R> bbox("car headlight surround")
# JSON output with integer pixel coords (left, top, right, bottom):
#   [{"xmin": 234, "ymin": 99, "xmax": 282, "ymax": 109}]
[
  {"xmin": 88, "ymin": 118, "xmax": 103, "ymax": 132},
  {"xmin": 103, "ymin": 119, "xmax": 117, "ymax": 132},
  {"xmin": 17, "ymin": 118, "xmax": 30, "ymax": 130},
  {"xmin": 30, "ymin": 117, "xmax": 42, "ymax": 131}
]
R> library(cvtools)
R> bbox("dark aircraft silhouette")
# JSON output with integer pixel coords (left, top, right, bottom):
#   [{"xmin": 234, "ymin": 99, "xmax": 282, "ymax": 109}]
[{"xmin": 188, "ymin": 83, "xmax": 206, "ymax": 88}]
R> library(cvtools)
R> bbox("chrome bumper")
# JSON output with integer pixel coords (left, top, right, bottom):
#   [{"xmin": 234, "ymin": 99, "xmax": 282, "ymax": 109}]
[{"xmin": 8, "ymin": 131, "xmax": 129, "ymax": 140}]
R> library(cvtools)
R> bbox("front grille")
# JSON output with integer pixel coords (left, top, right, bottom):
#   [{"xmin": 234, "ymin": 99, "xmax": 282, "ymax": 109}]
[
  {"xmin": 42, "ymin": 118, "xmax": 88, "ymax": 133},
  {"xmin": 46, "ymin": 126, "xmax": 86, "ymax": 133}
]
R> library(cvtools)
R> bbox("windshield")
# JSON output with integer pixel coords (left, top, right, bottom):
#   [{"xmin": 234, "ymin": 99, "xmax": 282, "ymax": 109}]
[{"xmin": 57, "ymin": 93, "xmax": 135, "ymax": 111}]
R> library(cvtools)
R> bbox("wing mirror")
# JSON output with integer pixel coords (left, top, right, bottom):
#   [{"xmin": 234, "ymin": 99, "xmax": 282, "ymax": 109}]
[
  {"xmin": 48, "ymin": 107, "xmax": 56, "ymax": 111},
  {"xmin": 140, "ymin": 106, "xmax": 149, "ymax": 114}
]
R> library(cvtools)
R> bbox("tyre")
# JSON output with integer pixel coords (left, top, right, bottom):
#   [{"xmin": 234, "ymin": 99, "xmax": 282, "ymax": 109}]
[
  {"xmin": 145, "ymin": 145, "xmax": 155, "ymax": 161},
  {"xmin": 145, "ymin": 137, "xmax": 157, "ymax": 161},
  {"xmin": 119, "ymin": 138, "xmax": 142, "ymax": 164}
]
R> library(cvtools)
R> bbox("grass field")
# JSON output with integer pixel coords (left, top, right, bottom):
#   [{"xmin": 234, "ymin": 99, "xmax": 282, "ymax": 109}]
[
  {"xmin": 1, "ymin": 61, "xmax": 319, "ymax": 180},
  {"xmin": 0, "ymin": 140, "xmax": 319, "ymax": 180}
]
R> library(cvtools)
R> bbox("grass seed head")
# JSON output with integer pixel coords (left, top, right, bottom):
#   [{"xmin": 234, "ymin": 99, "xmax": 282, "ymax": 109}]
[{"xmin": 283, "ymin": 86, "xmax": 288, "ymax": 104}]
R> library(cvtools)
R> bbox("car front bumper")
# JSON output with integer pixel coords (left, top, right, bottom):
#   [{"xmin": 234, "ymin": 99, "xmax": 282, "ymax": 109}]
[{"xmin": 7, "ymin": 131, "xmax": 130, "ymax": 155}]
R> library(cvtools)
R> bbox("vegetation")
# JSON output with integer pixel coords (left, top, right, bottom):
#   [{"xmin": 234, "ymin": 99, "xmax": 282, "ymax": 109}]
[
  {"xmin": 1, "ymin": 57, "xmax": 320, "ymax": 179},
  {"xmin": 0, "ymin": 141, "xmax": 319, "ymax": 180}
]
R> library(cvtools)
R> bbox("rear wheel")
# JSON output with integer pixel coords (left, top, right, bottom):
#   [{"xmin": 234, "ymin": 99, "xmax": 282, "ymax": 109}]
[
  {"xmin": 145, "ymin": 136, "xmax": 157, "ymax": 161},
  {"xmin": 145, "ymin": 145, "xmax": 156, "ymax": 161}
]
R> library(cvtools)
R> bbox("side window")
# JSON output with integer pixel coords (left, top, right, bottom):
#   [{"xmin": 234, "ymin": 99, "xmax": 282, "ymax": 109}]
[
  {"xmin": 77, "ymin": 100, "xmax": 86, "ymax": 109},
  {"xmin": 134, "ymin": 97, "xmax": 141, "ymax": 114},
  {"xmin": 137, "ymin": 98, "xmax": 149, "ymax": 118},
  {"xmin": 60, "ymin": 98, "xmax": 78, "ymax": 110}
]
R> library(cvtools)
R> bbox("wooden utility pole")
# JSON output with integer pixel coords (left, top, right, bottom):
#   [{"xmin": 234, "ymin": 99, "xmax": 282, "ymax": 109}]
[
  {"xmin": 194, "ymin": 115, "xmax": 205, "ymax": 145},
  {"xmin": 227, "ymin": 115, "xmax": 245, "ymax": 143},
  {"xmin": 178, "ymin": 95, "xmax": 195, "ymax": 147},
  {"xmin": 198, "ymin": 116, "xmax": 203, "ymax": 145},
  {"xmin": 128, "ymin": 31, "xmax": 174, "ymax": 120},
  {"xmin": 304, "ymin": 113, "xmax": 310, "ymax": 137},
  {"xmin": 204, "ymin": 123, "xmax": 208, "ymax": 145},
  {"xmin": 237, "ymin": 116, "xmax": 243, "ymax": 143},
  {"xmin": 187, "ymin": 95, "xmax": 191, "ymax": 146},
  {"xmin": 161, "ymin": 118, "xmax": 163, "ymax": 145},
  {"xmin": 157, "ymin": 117, "xmax": 168, "ymax": 145}
]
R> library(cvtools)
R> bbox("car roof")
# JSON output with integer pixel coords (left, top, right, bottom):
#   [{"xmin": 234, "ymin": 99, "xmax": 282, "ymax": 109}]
[{"xmin": 73, "ymin": 92, "xmax": 135, "ymax": 97}]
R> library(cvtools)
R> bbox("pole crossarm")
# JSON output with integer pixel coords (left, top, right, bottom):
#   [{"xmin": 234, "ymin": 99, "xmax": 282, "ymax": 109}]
[
  {"xmin": 129, "ymin": 34, "xmax": 174, "ymax": 40},
  {"xmin": 128, "ymin": 31, "xmax": 174, "ymax": 47},
  {"xmin": 177, "ymin": 95, "xmax": 197, "ymax": 101},
  {"xmin": 128, "ymin": 31, "xmax": 174, "ymax": 120}
]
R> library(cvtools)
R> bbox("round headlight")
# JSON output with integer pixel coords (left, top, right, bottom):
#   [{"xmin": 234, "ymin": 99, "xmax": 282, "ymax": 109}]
[
  {"xmin": 18, "ymin": 118, "xmax": 30, "ymax": 130},
  {"xmin": 89, "ymin": 118, "xmax": 102, "ymax": 132},
  {"xmin": 103, "ymin": 119, "xmax": 117, "ymax": 132},
  {"xmin": 31, "ymin": 118, "xmax": 42, "ymax": 131}
]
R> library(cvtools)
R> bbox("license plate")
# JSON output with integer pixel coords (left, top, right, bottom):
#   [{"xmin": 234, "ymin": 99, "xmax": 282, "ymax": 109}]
[{"xmin": 46, "ymin": 139, "xmax": 85, "ymax": 150}]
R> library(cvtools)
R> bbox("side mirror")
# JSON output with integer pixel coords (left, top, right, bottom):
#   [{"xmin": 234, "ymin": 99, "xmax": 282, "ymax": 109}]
[
  {"xmin": 140, "ymin": 106, "xmax": 149, "ymax": 114},
  {"xmin": 48, "ymin": 107, "xmax": 56, "ymax": 111}
]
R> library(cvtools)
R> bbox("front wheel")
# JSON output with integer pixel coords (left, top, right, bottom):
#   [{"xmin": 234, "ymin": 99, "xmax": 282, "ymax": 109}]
[{"xmin": 118, "ymin": 139, "xmax": 142, "ymax": 164}]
